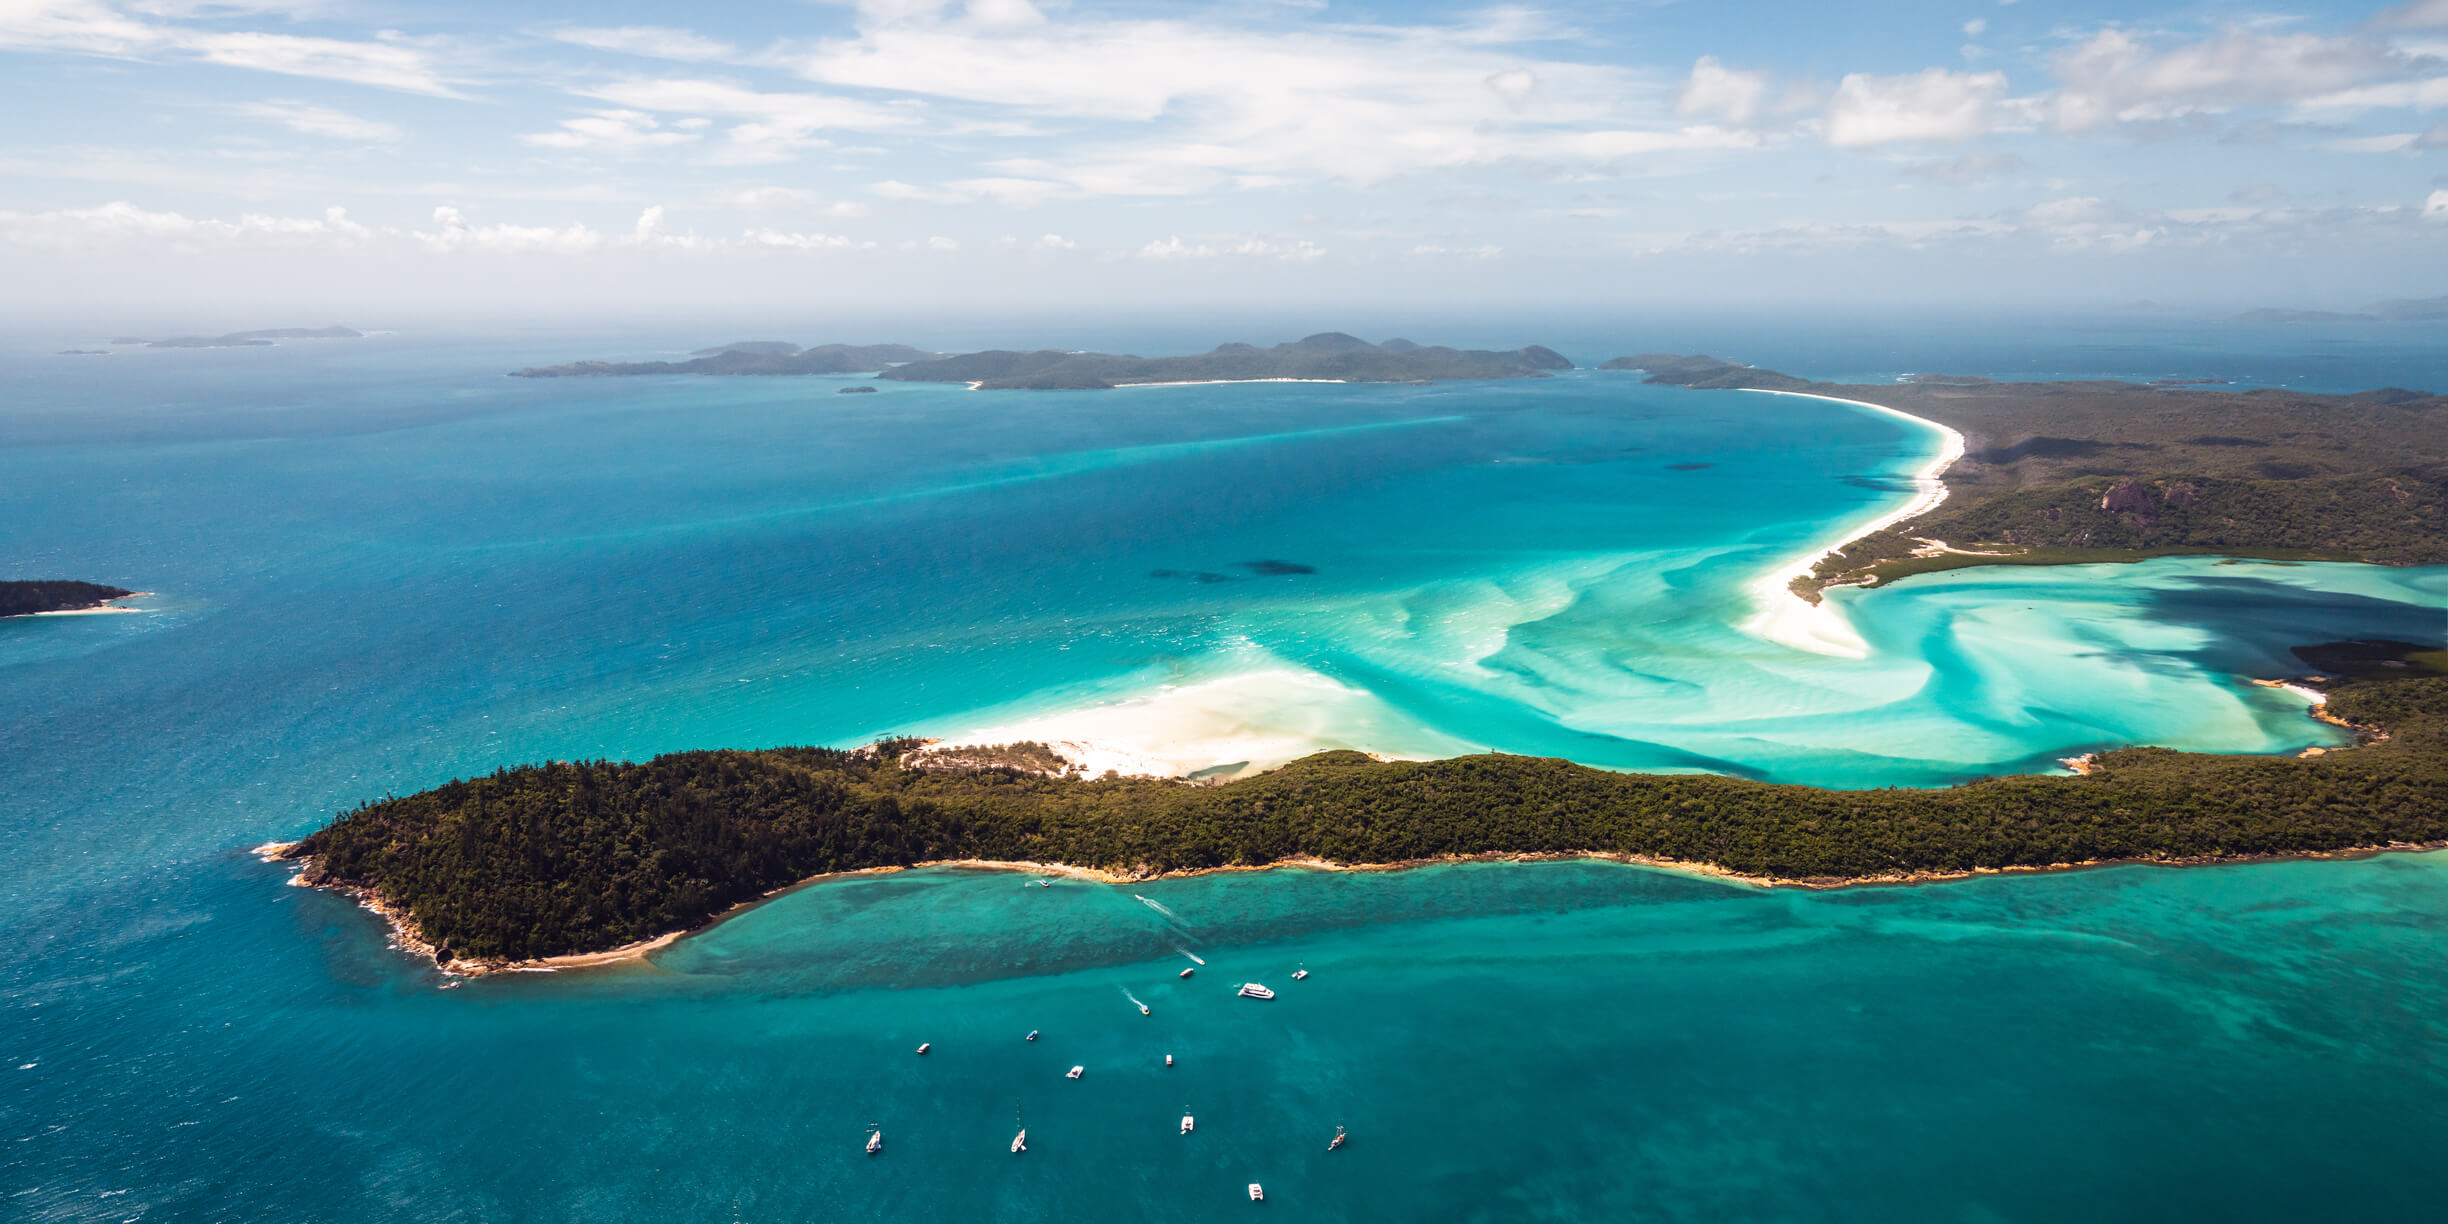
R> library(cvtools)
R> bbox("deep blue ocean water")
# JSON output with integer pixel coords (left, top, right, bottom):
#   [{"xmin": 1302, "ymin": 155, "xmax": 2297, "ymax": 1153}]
[{"xmin": 4, "ymin": 315, "xmax": 2445, "ymax": 1221}]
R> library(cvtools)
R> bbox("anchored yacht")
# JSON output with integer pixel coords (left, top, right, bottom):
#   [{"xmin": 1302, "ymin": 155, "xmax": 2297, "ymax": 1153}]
[
  {"xmin": 1248, "ymin": 1184, "xmax": 1265, "ymax": 1202},
  {"xmin": 1237, "ymin": 983, "xmax": 1275, "ymax": 1000},
  {"xmin": 1165, "ymin": 1054, "xmax": 1175, "ymax": 1067},
  {"xmin": 866, "ymin": 1130, "xmax": 883, "ymax": 1155},
  {"xmin": 1066, "ymin": 1065, "xmax": 1084, "ymax": 1079},
  {"xmin": 1328, "ymin": 1125, "xmax": 1346, "ymax": 1152},
  {"xmin": 1180, "ymin": 1115, "xmax": 1195, "ymax": 1135},
  {"xmin": 1292, "ymin": 968, "xmax": 1309, "ymax": 981},
  {"xmin": 1011, "ymin": 1129, "xmax": 1027, "ymax": 1154}
]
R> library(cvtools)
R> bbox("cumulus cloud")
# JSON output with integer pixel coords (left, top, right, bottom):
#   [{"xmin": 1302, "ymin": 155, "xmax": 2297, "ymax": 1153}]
[
  {"xmin": 0, "ymin": 200, "xmax": 373, "ymax": 249},
  {"xmin": 1137, "ymin": 234, "xmax": 1325, "ymax": 260},
  {"xmin": 2427, "ymin": 188, "xmax": 2448, "ymax": 220},
  {"xmin": 1677, "ymin": 56, "xmax": 1767, "ymax": 125},
  {"xmin": 742, "ymin": 227, "xmax": 869, "ymax": 250},
  {"xmin": 416, "ymin": 204, "xmax": 603, "ymax": 254},
  {"xmin": 1824, "ymin": 68, "xmax": 2010, "ymax": 146}
]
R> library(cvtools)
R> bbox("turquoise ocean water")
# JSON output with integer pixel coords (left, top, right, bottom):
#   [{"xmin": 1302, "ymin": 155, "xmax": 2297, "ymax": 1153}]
[{"xmin": 4, "ymin": 317, "xmax": 2445, "ymax": 1220}]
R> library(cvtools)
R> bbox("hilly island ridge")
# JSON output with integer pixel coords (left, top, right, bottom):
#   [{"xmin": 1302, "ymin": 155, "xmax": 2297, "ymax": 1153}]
[{"xmin": 512, "ymin": 332, "xmax": 1572, "ymax": 387}]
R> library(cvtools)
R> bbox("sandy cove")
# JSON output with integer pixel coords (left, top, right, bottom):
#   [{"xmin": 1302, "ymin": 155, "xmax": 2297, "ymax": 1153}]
[{"xmin": 1735, "ymin": 389, "xmax": 1968, "ymax": 659}]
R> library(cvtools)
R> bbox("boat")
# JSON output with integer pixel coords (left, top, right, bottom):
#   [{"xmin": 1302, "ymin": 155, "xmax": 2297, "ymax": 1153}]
[
  {"xmin": 867, "ymin": 1129, "xmax": 883, "ymax": 1155},
  {"xmin": 1036, "ymin": 879, "xmax": 1051, "ymax": 887},
  {"xmin": 1328, "ymin": 1125, "xmax": 1346, "ymax": 1152},
  {"xmin": 1066, "ymin": 1065, "xmax": 1084, "ymax": 1079},
  {"xmin": 1012, "ymin": 1129, "xmax": 1027, "ymax": 1154},
  {"xmin": 1181, "ymin": 1115, "xmax": 1195, "ymax": 1135},
  {"xmin": 1026, "ymin": 1030, "xmax": 1038, "ymax": 1041},
  {"xmin": 1165, "ymin": 1054, "xmax": 1175, "ymax": 1067},
  {"xmin": 1237, "ymin": 983, "xmax": 1275, "ymax": 1000},
  {"xmin": 1292, "ymin": 968, "xmax": 1309, "ymax": 981},
  {"xmin": 1140, "ymin": 1004, "xmax": 1151, "ymax": 1016},
  {"xmin": 1179, "ymin": 967, "xmax": 1195, "ymax": 979},
  {"xmin": 1248, "ymin": 1184, "xmax": 1265, "ymax": 1202},
  {"xmin": 914, "ymin": 1042, "xmax": 930, "ymax": 1055}
]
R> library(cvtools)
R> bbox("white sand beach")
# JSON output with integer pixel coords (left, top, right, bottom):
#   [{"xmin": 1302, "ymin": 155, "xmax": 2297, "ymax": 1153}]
[{"xmin": 1735, "ymin": 390, "xmax": 1967, "ymax": 658}]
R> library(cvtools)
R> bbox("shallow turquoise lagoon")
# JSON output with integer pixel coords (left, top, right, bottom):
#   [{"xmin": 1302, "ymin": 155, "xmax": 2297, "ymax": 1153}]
[{"xmin": 3, "ymin": 327, "xmax": 2444, "ymax": 1220}]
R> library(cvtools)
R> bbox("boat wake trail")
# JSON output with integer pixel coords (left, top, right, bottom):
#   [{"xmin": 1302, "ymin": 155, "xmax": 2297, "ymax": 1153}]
[
  {"xmin": 1176, "ymin": 946, "xmax": 1206, "ymax": 966},
  {"xmin": 1134, "ymin": 894, "xmax": 1180, "ymax": 921}
]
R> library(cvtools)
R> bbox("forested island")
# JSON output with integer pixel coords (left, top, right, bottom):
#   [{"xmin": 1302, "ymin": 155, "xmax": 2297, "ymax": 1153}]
[
  {"xmin": 1, "ymin": 580, "xmax": 136, "ymax": 617},
  {"xmin": 512, "ymin": 341, "xmax": 940, "ymax": 378},
  {"xmin": 509, "ymin": 333, "xmax": 1570, "ymax": 388},
  {"xmin": 878, "ymin": 333, "xmax": 1571, "ymax": 389},
  {"xmin": 279, "ymin": 654, "xmax": 2446, "ymax": 968},
  {"xmin": 1609, "ymin": 355, "xmax": 2448, "ymax": 597}
]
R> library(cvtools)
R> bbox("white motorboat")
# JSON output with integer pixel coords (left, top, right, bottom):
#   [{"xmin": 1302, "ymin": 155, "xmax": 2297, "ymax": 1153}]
[
  {"xmin": 1180, "ymin": 1115, "xmax": 1195, "ymax": 1135},
  {"xmin": 1248, "ymin": 1184, "xmax": 1264, "ymax": 1202},
  {"xmin": 914, "ymin": 1042, "xmax": 930, "ymax": 1055},
  {"xmin": 866, "ymin": 1130, "xmax": 883, "ymax": 1155},
  {"xmin": 1165, "ymin": 1054, "xmax": 1175, "ymax": 1067},
  {"xmin": 1026, "ymin": 1029, "xmax": 1038, "ymax": 1041},
  {"xmin": 1011, "ymin": 1129, "xmax": 1027, "ymax": 1154},
  {"xmin": 1237, "ymin": 983, "xmax": 1275, "ymax": 1000},
  {"xmin": 1066, "ymin": 1065, "xmax": 1084, "ymax": 1079},
  {"xmin": 1328, "ymin": 1125, "xmax": 1346, "ymax": 1152},
  {"xmin": 1291, "ymin": 968, "xmax": 1309, "ymax": 981},
  {"xmin": 1179, "ymin": 967, "xmax": 1195, "ymax": 978}
]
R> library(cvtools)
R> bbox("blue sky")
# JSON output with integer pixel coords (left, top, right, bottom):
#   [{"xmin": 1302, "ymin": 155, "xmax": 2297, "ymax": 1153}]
[{"xmin": 5, "ymin": 0, "xmax": 2447, "ymax": 318}]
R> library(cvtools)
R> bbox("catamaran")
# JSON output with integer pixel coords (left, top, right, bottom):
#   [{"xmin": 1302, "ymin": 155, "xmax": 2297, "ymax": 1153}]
[
  {"xmin": 1066, "ymin": 1065, "xmax": 1084, "ymax": 1079},
  {"xmin": 1248, "ymin": 1184, "xmax": 1265, "ymax": 1202},
  {"xmin": 1237, "ymin": 983, "xmax": 1275, "ymax": 1000},
  {"xmin": 1180, "ymin": 1115, "xmax": 1195, "ymax": 1135},
  {"xmin": 1292, "ymin": 967, "xmax": 1309, "ymax": 981}
]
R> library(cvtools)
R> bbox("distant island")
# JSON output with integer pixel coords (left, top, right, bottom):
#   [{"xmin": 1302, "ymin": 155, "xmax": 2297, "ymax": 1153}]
[
  {"xmin": 511, "ymin": 342, "xmax": 940, "ymax": 378},
  {"xmin": 276, "ymin": 652, "xmax": 2446, "ymax": 969},
  {"xmin": 116, "ymin": 327, "xmax": 362, "ymax": 349},
  {"xmin": 1610, "ymin": 355, "xmax": 2448, "ymax": 598},
  {"xmin": 2233, "ymin": 295, "xmax": 2448, "ymax": 324},
  {"xmin": 1, "ymin": 580, "xmax": 137, "ymax": 618},
  {"xmin": 509, "ymin": 333, "xmax": 1572, "ymax": 388},
  {"xmin": 879, "ymin": 333, "xmax": 1571, "ymax": 390}
]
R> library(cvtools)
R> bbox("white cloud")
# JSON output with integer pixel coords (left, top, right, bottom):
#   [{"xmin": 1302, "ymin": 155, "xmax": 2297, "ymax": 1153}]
[
  {"xmin": 1033, "ymin": 232, "xmax": 1073, "ymax": 249},
  {"xmin": 1963, "ymin": 18, "xmax": 1988, "ymax": 37},
  {"xmin": 1824, "ymin": 68, "xmax": 2010, "ymax": 146},
  {"xmin": 785, "ymin": 7, "xmax": 1734, "ymax": 194},
  {"xmin": 2376, "ymin": 1, "xmax": 2448, "ymax": 31},
  {"xmin": 552, "ymin": 26, "xmax": 738, "ymax": 62},
  {"xmin": 742, "ymin": 227, "xmax": 869, "ymax": 250},
  {"xmin": 1677, "ymin": 56, "xmax": 1767, "ymax": 125},
  {"xmin": 1137, "ymin": 234, "xmax": 1325, "ymax": 259},
  {"xmin": 2051, "ymin": 27, "xmax": 2421, "ymax": 131},
  {"xmin": 2426, "ymin": 189, "xmax": 2448, "ymax": 220},
  {"xmin": 0, "ymin": 199, "xmax": 373, "ymax": 249},
  {"xmin": 925, "ymin": 234, "xmax": 959, "ymax": 251},
  {"xmin": 236, "ymin": 99, "xmax": 404, "ymax": 143},
  {"xmin": 416, "ymin": 204, "xmax": 603, "ymax": 254},
  {"xmin": 578, "ymin": 77, "xmax": 917, "ymax": 164},
  {"xmin": 520, "ymin": 109, "xmax": 701, "ymax": 153},
  {"xmin": 1410, "ymin": 242, "xmax": 1502, "ymax": 258},
  {"xmin": 0, "ymin": 2, "xmax": 466, "ymax": 94}
]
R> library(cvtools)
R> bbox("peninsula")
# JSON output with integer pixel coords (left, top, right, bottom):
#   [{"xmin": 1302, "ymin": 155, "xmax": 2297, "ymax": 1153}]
[
  {"xmin": 1, "ymin": 580, "xmax": 137, "ymax": 617},
  {"xmin": 508, "ymin": 333, "xmax": 1572, "ymax": 388},
  {"xmin": 278, "ymin": 656, "xmax": 2445, "ymax": 969},
  {"xmin": 1609, "ymin": 356, "xmax": 2448, "ymax": 598},
  {"xmin": 512, "ymin": 341, "xmax": 940, "ymax": 378}
]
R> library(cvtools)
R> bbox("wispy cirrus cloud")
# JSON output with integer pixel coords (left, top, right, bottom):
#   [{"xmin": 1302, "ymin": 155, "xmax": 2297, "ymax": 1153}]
[{"xmin": 0, "ymin": 0, "xmax": 467, "ymax": 95}]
